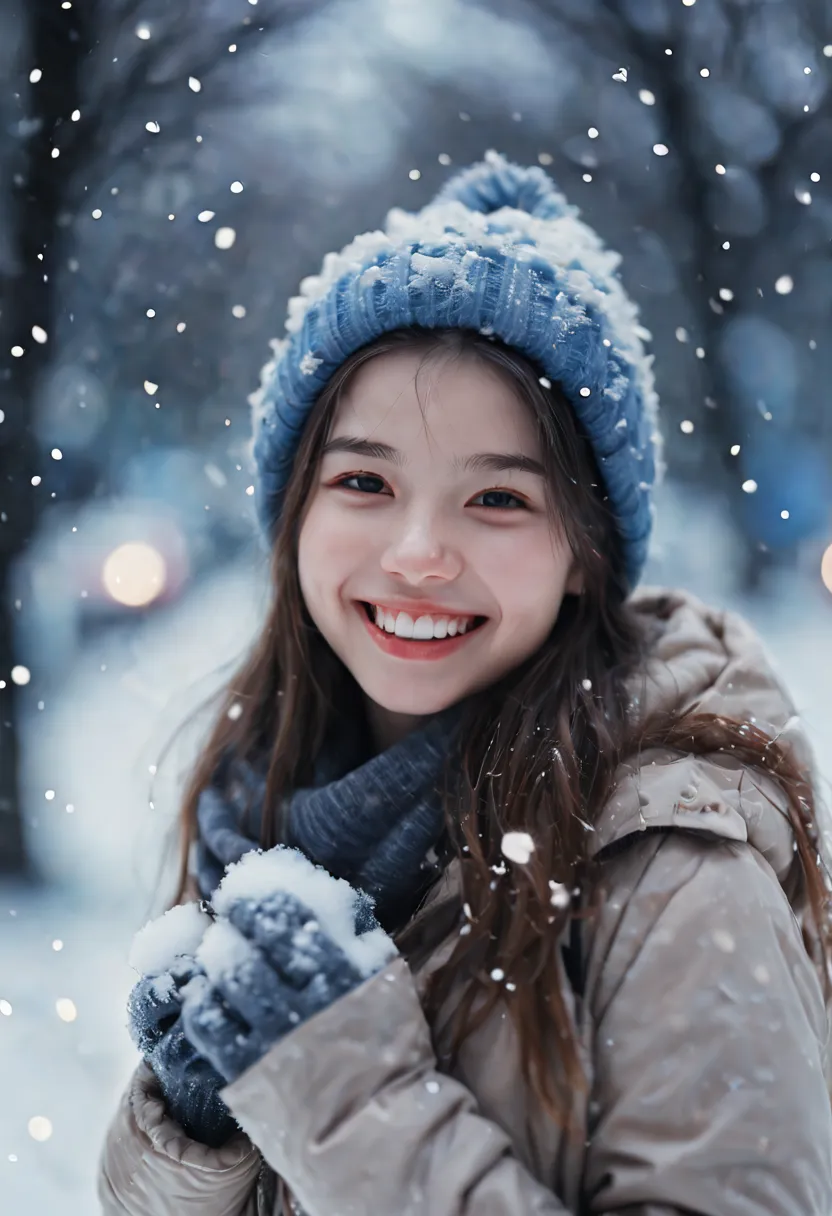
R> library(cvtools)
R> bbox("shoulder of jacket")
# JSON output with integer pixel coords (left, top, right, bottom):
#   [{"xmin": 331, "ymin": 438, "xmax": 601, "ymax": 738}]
[
  {"xmin": 591, "ymin": 750, "xmax": 800, "ymax": 891},
  {"xmin": 584, "ymin": 829, "xmax": 806, "ymax": 1026}
]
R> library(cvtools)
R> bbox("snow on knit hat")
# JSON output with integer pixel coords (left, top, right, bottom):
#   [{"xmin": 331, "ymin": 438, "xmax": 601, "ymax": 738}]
[{"xmin": 250, "ymin": 151, "xmax": 663, "ymax": 588}]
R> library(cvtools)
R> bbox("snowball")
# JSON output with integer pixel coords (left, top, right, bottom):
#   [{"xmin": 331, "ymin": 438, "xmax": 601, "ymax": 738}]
[
  {"xmin": 128, "ymin": 902, "xmax": 212, "ymax": 975},
  {"xmin": 212, "ymin": 847, "xmax": 397, "ymax": 977},
  {"xmin": 197, "ymin": 918, "xmax": 258, "ymax": 980},
  {"xmin": 501, "ymin": 831, "xmax": 536, "ymax": 865}
]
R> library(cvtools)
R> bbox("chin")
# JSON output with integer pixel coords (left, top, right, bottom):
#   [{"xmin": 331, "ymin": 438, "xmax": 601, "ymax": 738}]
[{"xmin": 360, "ymin": 678, "xmax": 464, "ymax": 718}]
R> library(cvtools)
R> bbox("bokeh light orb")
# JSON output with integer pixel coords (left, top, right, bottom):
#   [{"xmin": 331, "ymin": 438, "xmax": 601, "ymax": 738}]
[
  {"xmin": 55, "ymin": 998, "xmax": 77, "ymax": 1022},
  {"xmin": 28, "ymin": 1116, "xmax": 52, "ymax": 1142},
  {"xmin": 102, "ymin": 542, "xmax": 167, "ymax": 607},
  {"xmin": 822, "ymin": 544, "xmax": 832, "ymax": 595}
]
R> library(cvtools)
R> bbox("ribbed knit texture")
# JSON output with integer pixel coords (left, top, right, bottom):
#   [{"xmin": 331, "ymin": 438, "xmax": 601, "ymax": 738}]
[
  {"xmin": 250, "ymin": 150, "xmax": 663, "ymax": 588},
  {"xmin": 194, "ymin": 705, "xmax": 461, "ymax": 927}
]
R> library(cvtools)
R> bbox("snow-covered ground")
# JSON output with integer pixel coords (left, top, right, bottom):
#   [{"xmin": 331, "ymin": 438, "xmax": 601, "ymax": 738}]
[
  {"xmin": 1, "ymin": 555, "xmax": 271, "ymax": 1215},
  {"xmin": 1, "ymin": 483, "xmax": 830, "ymax": 1214}
]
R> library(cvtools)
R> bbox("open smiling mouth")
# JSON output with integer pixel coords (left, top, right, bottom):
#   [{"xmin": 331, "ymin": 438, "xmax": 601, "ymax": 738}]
[
  {"xmin": 359, "ymin": 602, "xmax": 487, "ymax": 639},
  {"xmin": 355, "ymin": 602, "xmax": 487, "ymax": 660}
]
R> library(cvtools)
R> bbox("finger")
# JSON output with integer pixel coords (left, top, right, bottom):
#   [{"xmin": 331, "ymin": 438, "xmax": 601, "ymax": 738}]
[
  {"xmin": 224, "ymin": 893, "xmax": 362, "ymax": 992},
  {"xmin": 128, "ymin": 973, "xmax": 181, "ymax": 1051},
  {"xmin": 292, "ymin": 953, "xmax": 365, "ymax": 1023},
  {"xmin": 283, "ymin": 918, "xmax": 363, "ymax": 990},
  {"xmin": 224, "ymin": 892, "xmax": 320, "ymax": 984},
  {"xmin": 210, "ymin": 943, "xmax": 299, "ymax": 1039},
  {"xmin": 181, "ymin": 985, "xmax": 260, "ymax": 1083}
]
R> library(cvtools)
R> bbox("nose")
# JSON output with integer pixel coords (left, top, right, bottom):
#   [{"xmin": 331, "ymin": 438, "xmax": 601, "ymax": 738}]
[{"xmin": 380, "ymin": 511, "xmax": 462, "ymax": 586}]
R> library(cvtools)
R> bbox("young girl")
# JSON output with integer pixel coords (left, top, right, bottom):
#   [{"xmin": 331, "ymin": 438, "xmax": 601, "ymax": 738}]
[{"xmin": 99, "ymin": 153, "xmax": 832, "ymax": 1215}]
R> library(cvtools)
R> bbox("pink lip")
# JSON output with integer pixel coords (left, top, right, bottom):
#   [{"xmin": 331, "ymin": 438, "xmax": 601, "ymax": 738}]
[
  {"xmin": 358, "ymin": 598, "xmax": 480, "ymax": 620},
  {"xmin": 354, "ymin": 602, "xmax": 485, "ymax": 662}
]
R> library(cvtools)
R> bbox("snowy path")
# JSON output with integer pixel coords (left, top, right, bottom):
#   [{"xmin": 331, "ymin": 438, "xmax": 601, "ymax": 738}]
[
  {"xmin": 1, "ymin": 486, "xmax": 830, "ymax": 1214},
  {"xmin": 1, "ymin": 557, "xmax": 270, "ymax": 1216}
]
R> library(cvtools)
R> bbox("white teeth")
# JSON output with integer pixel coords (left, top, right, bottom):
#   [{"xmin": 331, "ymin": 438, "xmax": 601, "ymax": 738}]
[
  {"xmin": 367, "ymin": 604, "xmax": 478, "ymax": 640},
  {"xmin": 394, "ymin": 612, "xmax": 414, "ymax": 639},
  {"xmin": 413, "ymin": 615, "xmax": 435, "ymax": 640}
]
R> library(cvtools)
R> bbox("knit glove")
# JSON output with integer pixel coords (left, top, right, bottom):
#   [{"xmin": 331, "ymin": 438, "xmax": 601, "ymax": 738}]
[
  {"xmin": 180, "ymin": 846, "xmax": 398, "ymax": 1085},
  {"xmin": 127, "ymin": 907, "xmax": 240, "ymax": 1149}
]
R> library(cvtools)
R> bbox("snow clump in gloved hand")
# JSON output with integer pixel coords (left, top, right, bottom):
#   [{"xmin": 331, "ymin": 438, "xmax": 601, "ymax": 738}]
[
  {"xmin": 180, "ymin": 846, "xmax": 398, "ymax": 1084},
  {"xmin": 127, "ymin": 902, "xmax": 240, "ymax": 1148}
]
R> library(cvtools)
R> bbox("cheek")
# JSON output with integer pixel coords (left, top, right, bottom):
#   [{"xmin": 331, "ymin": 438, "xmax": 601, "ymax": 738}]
[
  {"xmin": 476, "ymin": 527, "xmax": 569, "ymax": 625},
  {"xmin": 298, "ymin": 498, "xmax": 370, "ymax": 603}
]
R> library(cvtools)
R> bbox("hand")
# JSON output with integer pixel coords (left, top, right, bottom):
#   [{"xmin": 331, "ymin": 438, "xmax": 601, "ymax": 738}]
[
  {"xmin": 127, "ymin": 954, "xmax": 239, "ymax": 1148},
  {"xmin": 180, "ymin": 848, "xmax": 397, "ymax": 1084}
]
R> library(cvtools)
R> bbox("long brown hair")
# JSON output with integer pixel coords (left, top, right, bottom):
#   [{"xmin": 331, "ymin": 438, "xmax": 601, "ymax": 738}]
[{"xmin": 174, "ymin": 327, "xmax": 832, "ymax": 1130}]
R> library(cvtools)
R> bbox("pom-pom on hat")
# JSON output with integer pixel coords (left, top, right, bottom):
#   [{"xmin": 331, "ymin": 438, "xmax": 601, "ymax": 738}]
[{"xmin": 250, "ymin": 150, "xmax": 663, "ymax": 588}]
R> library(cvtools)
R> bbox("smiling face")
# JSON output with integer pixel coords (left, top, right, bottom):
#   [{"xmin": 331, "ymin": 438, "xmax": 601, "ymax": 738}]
[{"xmin": 297, "ymin": 347, "xmax": 583, "ymax": 749}]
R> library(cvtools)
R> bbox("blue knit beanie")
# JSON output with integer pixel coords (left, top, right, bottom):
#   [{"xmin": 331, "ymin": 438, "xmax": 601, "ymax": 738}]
[{"xmin": 250, "ymin": 151, "xmax": 663, "ymax": 588}]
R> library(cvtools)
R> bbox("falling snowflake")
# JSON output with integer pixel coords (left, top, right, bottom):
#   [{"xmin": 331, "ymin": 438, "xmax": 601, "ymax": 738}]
[
  {"xmin": 549, "ymin": 881, "xmax": 571, "ymax": 910},
  {"xmin": 501, "ymin": 831, "xmax": 535, "ymax": 864}
]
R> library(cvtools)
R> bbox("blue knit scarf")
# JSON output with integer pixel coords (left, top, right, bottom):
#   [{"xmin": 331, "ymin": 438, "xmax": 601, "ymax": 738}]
[{"xmin": 193, "ymin": 704, "xmax": 463, "ymax": 927}]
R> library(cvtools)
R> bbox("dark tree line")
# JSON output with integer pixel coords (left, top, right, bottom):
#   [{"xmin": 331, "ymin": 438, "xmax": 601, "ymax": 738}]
[
  {"xmin": 0, "ymin": 0, "xmax": 319, "ymax": 872},
  {"xmin": 514, "ymin": 0, "xmax": 832, "ymax": 575}
]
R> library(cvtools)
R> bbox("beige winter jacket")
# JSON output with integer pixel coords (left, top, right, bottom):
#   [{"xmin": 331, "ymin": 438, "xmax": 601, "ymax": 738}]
[{"xmin": 98, "ymin": 587, "xmax": 832, "ymax": 1215}]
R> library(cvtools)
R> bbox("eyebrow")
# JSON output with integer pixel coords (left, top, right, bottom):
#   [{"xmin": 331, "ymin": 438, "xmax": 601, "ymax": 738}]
[{"xmin": 321, "ymin": 436, "xmax": 545, "ymax": 477}]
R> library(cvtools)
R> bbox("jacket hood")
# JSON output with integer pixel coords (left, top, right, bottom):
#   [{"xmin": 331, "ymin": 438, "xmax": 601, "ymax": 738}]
[{"xmin": 594, "ymin": 585, "xmax": 815, "ymax": 893}]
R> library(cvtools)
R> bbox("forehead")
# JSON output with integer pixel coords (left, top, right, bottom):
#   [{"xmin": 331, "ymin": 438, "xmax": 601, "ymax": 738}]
[{"xmin": 331, "ymin": 348, "xmax": 540, "ymax": 455}]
